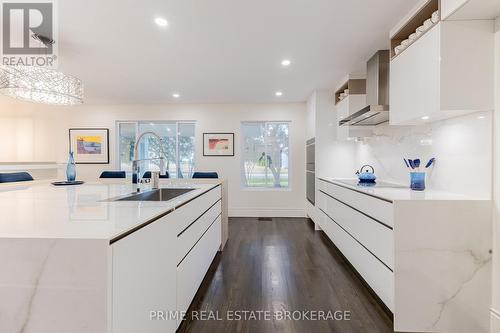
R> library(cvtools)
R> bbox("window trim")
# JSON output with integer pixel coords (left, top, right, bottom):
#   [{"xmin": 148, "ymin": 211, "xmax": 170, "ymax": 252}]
[
  {"xmin": 115, "ymin": 120, "xmax": 196, "ymax": 177},
  {"xmin": 240, "ymin": 121, "xmax": 291, "ymax": 190}
]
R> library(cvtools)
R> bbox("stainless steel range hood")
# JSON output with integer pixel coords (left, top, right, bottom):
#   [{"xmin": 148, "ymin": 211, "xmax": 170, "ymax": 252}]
[{"xmin": 339, "ymin": 50, "xmax": 390, "ymax": 126}]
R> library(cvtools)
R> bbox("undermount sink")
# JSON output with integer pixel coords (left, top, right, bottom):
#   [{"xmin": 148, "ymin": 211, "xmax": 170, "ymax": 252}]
[{"xmin": 115, "ymin": 188, "xmax": 195, "ymax": 202}]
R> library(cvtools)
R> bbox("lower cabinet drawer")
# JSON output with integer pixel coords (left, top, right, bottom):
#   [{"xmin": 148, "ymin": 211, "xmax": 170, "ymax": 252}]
[
  {"xmin": 319, "ymin": 210, "xmax": 394, "ymax": 311},
  {"xmin": 177, "ymin": 200, "xmax": 221, "ymax": 265},
  {"xmin": 318, "ymin": 180, "xmax": 393, "ymax": 227},
  {"xmin": 175, "ymin": 185, "xmax": 221, "ymax": 235},
  {"xmin": 177, "ymin": 217, "xmax": 221, "ymax": 325},
  {"xmin": 318, "ymin": 191, "xmax": 393, "ymax": 270}
]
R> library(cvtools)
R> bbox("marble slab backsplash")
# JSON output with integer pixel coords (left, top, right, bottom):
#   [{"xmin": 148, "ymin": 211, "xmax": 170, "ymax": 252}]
[{"xmin": 353, "ymin": 111, "xmax": 493, "ymax": 199}]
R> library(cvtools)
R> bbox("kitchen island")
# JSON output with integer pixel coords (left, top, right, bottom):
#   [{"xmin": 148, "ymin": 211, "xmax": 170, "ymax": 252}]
[
  {"xmin": 316, "ymin": 177, "xmax": 492, "ymax": 333},
  {"xmin": 0, "ymin": 180, "xmax": 223, "ymax": 333}
]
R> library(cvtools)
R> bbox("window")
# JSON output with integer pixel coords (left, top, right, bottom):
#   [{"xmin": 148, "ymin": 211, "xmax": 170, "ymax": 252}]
[
  {"xmin": 117, "ymin": 121, "xmax": 195, "ymax": 178},
  {"xmin": 241, "ymin": 122, "xmax": 289, "ymax": 188}
]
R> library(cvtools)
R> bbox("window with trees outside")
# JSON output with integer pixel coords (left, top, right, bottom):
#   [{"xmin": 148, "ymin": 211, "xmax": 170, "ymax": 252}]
[
  {"xmin": 117, "ymin": 121, "xmax": 195, "ymax": 178},
  {"xmin": 241, "ymin": 122, "xmax": 290, "ymax": 188}
]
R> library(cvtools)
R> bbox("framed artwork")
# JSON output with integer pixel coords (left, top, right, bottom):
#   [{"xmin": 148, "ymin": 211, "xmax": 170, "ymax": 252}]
[
  {"xmin": 203, "ymin": 133, "xmax": 234, "ymax": 156},
  {"xmin": 69, "ymin": 128, "xmax": 109, "ymax": 164}
]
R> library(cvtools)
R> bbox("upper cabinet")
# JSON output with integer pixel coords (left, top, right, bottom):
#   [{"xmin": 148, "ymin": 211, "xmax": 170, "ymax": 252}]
[
  {"xmin": 334, "ymin": 78, "xmax": 373, "ymax": 140},
  {"xmin": 389, "ymin": 0, "xmax": 494, "ymax": 125},
  {"xmin": 441, "ymin": 0, "xmax": 500, "ymax": 20},
  {"xmin": 336, "ymin": 94, "xmax": 372, "ymax": 141}
]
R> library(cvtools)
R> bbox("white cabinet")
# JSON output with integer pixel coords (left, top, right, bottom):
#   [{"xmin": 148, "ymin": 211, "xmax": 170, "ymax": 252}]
[
  {"xmin": 442, "ymin": 0, "xmax": 500, "ymax": 20},
  {"xmin": 441, "ymin": 0, "xmax": 468, "ymax": 18},
  {"xmin": 177, "ymin": 217, "xmax": 221, "ymax": 319},
  {"xmin": 390, "ymin": 20, "xmax": 494, "ymax": 125},
  {"xmin": 176, "ymin": 200, "xmax": 221, "ymax": 265},
  {"xmin": 318, "ymin": 203, "xmax": 394, "ymax": 311},
  {"xmin": 316, "ymin": 179, "xmax": 394, "ymax": 311},
  {"xmin": 336, "ymin": 95, "xmax": 373, "ymax": 140},
  {"xmin": 112, "ymin": 214, "xmax": 177, "ymax": 333},
  {"xmin": 318, "ymin": 190, "xmax": 394, "ymax": 269},
  {"xmin": 112, "ymin": 185, "xmax": 223, "ymax": 333}
]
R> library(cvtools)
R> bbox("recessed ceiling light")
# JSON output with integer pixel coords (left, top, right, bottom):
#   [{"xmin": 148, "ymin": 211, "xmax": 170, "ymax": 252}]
[
  {"xmin": 275, "ymin": 91, "xmax": 283, "ymax": 97},
  {"xmin": 172, "ymin": 93, "xmax": 180, "ymax": 98},
  {"xmin": 154, "ymin": 17, "xmax": 168, "ymax": 27},
  {"xmin": 421, "ymin": 116, "xmax": 429, "ymax": 120},
  {"xmin": 478, "ymin": 115, "xmax": 485, "ymax": 119},
  {"xmin": 281, "ymin": 59, "xmax": 291, "ymax": 67}
]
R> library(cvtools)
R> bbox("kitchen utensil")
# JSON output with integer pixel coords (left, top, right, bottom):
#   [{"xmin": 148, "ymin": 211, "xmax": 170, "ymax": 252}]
[
  {"xmin": 414, "ymin": 158, "xmax": 421, "ymax": 170},
  {"xmin": 408, "ymin": 159, "xmax": 415, "ymax": 169},
  {"xmin": 425, "ymin": 158, "xmax": 435, "ymax": 168},
  {"xmin": 404, "ymin": 158, "xmax": 410, "ymax": 169}
]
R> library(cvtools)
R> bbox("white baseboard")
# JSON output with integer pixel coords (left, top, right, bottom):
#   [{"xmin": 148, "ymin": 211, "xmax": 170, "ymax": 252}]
[
  {"xmin": 492, "ymin": 308, "xmax": 500, "ymax": 333},
  {"xmin": 229, "ymin": 207, "xmax": 306, "ymax": 218}
]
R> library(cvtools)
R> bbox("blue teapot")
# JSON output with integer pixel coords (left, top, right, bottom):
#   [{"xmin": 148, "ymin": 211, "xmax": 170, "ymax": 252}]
[{"xmin": 356, "ymin": 165, "xmax": 376, "ymax": 184}]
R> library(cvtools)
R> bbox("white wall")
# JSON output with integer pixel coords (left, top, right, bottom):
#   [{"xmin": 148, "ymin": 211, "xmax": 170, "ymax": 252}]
[
  {"xmin": 492, "ymin": 15, "xmax": 500, "ymax": 332},
  {"xmin": 0, "ymin": 97, "xmax": 307, "ymax": 217}
]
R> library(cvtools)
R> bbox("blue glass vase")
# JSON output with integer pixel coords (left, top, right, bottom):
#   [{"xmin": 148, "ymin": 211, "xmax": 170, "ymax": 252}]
[{"xmin": 66, "ymin": 152, "xmax": 76, "ymax": 182}]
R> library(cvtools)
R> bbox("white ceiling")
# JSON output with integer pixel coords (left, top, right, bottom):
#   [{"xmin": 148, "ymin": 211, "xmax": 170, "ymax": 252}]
[{"xmin": 57, "ymin": 0, "xmax": 419, "ymax": 104}]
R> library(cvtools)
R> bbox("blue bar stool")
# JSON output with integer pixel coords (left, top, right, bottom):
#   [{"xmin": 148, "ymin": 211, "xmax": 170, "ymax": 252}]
[
  {"xmin": 99, "ymin": 171, "xmax": 126, "ymax": 179},
  {"xmin": 192, "ymin": 172, "xmax": 218, "ymax": 179},
  {"xmin": 0, "ymin": 172, "xmax": 34, "ymax": 183}
]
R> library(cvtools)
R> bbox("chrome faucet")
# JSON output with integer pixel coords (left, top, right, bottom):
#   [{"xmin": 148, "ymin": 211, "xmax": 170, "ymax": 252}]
[{"xmin": 132, "ymin": 131, "xmax": 166, "ymax": 192}]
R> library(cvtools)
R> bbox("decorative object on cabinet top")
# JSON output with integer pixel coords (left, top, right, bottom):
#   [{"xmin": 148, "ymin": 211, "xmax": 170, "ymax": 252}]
[
  {"xmin": 334, "ymin": 79, "xmax": 365, "ymax": 105},
  {"xmin": 390, "ymin": 0, "xmax": 440, "ymax": 59}
]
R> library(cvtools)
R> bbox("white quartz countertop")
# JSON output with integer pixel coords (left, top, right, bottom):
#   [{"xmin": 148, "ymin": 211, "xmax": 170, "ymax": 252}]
[
  {"xmin": 0, "ymin": 180, "xmax": 220, "ymax": 240},
  {"xmin": 319, "ymin": 177, "xmax": 484, "ymax": 202}
]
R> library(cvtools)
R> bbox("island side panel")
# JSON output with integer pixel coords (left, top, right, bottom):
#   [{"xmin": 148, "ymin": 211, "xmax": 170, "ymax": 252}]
[
  {"xmin": 0, "ymin": 238, "xmax": 109, "ymax": 333},
  {"xmin": 393, "ymin": 200, "xmax": 492, "ymax": 333}
]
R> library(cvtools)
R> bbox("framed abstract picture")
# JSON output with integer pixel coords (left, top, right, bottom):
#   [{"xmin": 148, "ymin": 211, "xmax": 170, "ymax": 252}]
[
  {"xmin": 69, "ymin": 128, "xmax": 109, "ymax": 164},
  {"xmin": 203, "ymin": 133, "xmax": 234, "ymax": 156}
]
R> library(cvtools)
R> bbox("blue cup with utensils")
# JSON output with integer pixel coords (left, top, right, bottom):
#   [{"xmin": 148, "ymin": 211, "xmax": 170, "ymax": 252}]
[
  {"xmin": 410, "ymin": 172, "xmax": 426, "ymax": 191},
  {"xmin": 405, "ymin": 158, "xmax": 435, "ymax": 191}
]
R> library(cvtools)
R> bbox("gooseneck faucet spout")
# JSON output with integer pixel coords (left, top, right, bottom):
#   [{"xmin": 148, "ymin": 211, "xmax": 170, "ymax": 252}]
[{"xmin": 132, "ymin": 131, "xmax": 166, "ymax": 192}]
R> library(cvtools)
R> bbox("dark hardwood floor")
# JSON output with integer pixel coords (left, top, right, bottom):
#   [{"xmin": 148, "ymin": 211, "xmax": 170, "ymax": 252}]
[{"xmin": 178, "ymin": 217, "xmax": 394, "ymax": 333}]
